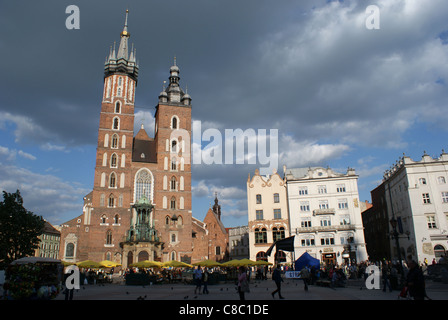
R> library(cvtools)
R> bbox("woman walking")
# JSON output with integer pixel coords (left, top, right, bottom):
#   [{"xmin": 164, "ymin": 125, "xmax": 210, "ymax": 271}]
[{"xmin": 238, "ymin": 266, "xmax": 249, "ymax": 300}]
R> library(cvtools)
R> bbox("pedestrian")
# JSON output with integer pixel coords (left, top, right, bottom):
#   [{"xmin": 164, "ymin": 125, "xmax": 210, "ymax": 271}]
[
  {"xmin": 271, "ymin": 265, "xmax": 284, "ymax": 299},
  {"xmin": 193, "ymin": 266, "xmax": 202, "ymax": 295},
  {"xmin": 382, "ymin": 262, "xmax": 392, "ymax": 292},
  {"xmin": 405, "ymin": 258, "xmax": 426, "ymax": 300},
  {"xmin": 202, "ymin": 268, "xmax": 209, "ymax": 294},
  {"xmin": 238, "ymin": 266, "xmax": 249, "ymax": 300},
  {"xmin": 299, "ymin": 266, "xmax": 310, "ymax": 291}
]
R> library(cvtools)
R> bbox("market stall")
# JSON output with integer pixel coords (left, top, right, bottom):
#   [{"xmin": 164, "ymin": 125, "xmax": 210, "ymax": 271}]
[{"xmin": 4, "ymin": 257, "xmax": 63, "ymax": 300}]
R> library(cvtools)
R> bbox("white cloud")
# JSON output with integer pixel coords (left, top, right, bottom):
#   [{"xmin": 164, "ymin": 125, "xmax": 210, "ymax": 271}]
[
  {"xmin": 0, "ymin": 111, "xmax": 56, "ymax": 145},
  {"xmin": 0, "ymin": 163, "xmax": 89, "ymax": 225},
  {"xmin": 134, "ymin": 110, "xmax": 156, "ymax": 137},
  {"xmin": 0, "ymin": 145, "xmax": 36, "ymax": 161},
  {"xmin": 279, "ymin": 135, "xmax": 350, "ymax": 168}
]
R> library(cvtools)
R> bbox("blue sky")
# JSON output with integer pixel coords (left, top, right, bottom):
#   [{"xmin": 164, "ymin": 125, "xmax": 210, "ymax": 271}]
[{"xmin": 1, "ymin": 0, "xmax": 448, "ymax": 228}]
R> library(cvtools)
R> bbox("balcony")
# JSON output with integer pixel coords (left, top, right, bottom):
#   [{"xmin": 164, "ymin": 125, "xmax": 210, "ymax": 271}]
[
  {"xmin": 313, "ymin": 208, "xmax": 336, "ymax": 216},
  {"xmin": 295, "ymin": 224, "xmax": 355, "ymax": 234}
]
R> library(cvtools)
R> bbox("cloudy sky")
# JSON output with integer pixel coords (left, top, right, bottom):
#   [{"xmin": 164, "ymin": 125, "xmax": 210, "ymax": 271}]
[{"xmin": 1, "ymin": 0, "xmax": 448, "ymax": 228}]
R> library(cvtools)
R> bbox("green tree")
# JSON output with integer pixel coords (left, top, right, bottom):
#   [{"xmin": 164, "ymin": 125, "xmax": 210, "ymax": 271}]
[{"xmin": 0, "ymin": 190, "xmax": 45, "ymax": 268}]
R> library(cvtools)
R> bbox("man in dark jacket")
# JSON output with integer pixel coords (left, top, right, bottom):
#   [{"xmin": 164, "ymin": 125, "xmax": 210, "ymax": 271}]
[
  {"xmin": 271, "ymin": 265, "xmax": 284, "ymax": 299},
  {"xmin": 405, "ymin": 259, "xmax": 425, "ymax": 300}
]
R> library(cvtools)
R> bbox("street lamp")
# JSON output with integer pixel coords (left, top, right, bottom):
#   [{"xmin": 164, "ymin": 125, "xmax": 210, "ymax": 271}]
[{"xmin": 389, "ymin": 217, "xmax": 405, "ymax": 287}]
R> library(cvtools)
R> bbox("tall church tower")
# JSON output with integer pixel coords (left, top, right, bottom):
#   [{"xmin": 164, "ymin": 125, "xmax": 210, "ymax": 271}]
[
  {"xmin": 94, "ymin": 9, "xmax": 138, "ymax": 207},
  {"xmin": 82, "ymin": 10, "xmax": 139, "ymax": 262},
  {"xmin": 152, "ymin": 59, "xmax": 193, "ymax": 262}
]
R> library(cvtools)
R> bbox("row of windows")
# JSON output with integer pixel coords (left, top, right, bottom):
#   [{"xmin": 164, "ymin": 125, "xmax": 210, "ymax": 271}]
[
  {"xmin": 254, "ymin": 227, "xmax": 286, "ymax": 244},
  {"xmin": 100, "ymin": 214, "xmax": 120, "ymax": 224},
  {"xmin": 109, "ymin": 114, "xmax": 182, "ymax": 133},
  {"xmin": 422, "ymin": 192, "xmax": 448, "ymax": 204},
  {"xmin": 299, "ymin": 215, "xmax": 351, "ymax": 227},
  {"xmin": 255, "ymin": 193, "xmax": 280, "ymax": 204},
  {"xmin": 100, "ymin": 193, "xmax": 123, "ymax": 207},
  {"xmin": 103, "ymin": 153, "xmax": 125, "ymax": 168},
  {"xmin": 100, "ymin": 172, "xmax": 124, "ymax": 189},
  {"xmin": 298, "ymin": 184, "xmax": 347, "ymax": 196},
  {"xmin": 163, "ymin": 196, "xmax": 185, "ymax": 210},
  {"xmin": 104, "ymin": 133, "xmax": 126, "ymax": 149},
  {"xmin": 299, "ymin": 199, "xmax": 349, "ymax": 212},
  {"xmin": 425, "ymin": 213, "xmax": 448, "ymax": 230},
  {"xmin": 104, "ymin": 76, "xmax": 134, "ymax": 101},
  {"xmin": 418, "ymin": 176, "xmax": 446, "ymax": 185},
  {"xmin": 255, "ymin": 209, "xmax": 282, "ymax": 220}
]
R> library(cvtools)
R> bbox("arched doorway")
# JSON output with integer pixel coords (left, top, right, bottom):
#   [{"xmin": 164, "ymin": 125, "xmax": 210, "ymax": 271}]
[
  {"xmin": 127, "ymin": 251, "xmax": 133, "ymax": 267},
  {"xmin": 138, "ymin": 250, "xmax": 149, "ymax": 262},
  {"xmin": 434, "ymin": 245, "xmax": 446, "ymax": 258},
  {"xmin": 275, "ymin": 250, "xmax": 286, "ymax": 263},
  {"xmin": 256, "ymin": 251, "xmax": 267, "ymax": 261}
]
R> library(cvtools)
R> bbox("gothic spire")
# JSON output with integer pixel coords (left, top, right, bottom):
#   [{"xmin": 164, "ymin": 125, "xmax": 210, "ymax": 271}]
[
  {"xmin": 117, "ymin": 9, "xmax": 130, "ymax": 60},
  {"xmin": 104, "ymin": 9, "xmax": 138, "ymax": 81}
]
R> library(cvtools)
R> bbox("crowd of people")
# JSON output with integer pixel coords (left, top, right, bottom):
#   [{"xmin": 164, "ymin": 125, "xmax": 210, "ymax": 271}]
[{"xmin": 63, "ymin": 254, "xmax": 447, "ymax": 301}]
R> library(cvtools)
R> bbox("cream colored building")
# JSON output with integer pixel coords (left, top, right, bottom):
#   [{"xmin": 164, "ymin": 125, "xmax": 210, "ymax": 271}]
[
  {"xmin": 285, "ymin": 166, "xmax": 368, "ymax": 266},
  {"xmin": 247, "ymin": 169, "xmax": 290, "ymax": 265}
]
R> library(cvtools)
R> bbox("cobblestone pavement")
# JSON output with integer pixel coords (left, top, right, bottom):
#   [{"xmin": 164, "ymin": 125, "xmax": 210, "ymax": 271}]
[{"xmin": 54, "ymin": 278, "xmax": 448, "ymax": 301}]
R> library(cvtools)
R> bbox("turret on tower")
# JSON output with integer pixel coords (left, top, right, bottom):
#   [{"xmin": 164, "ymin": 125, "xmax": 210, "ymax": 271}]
[{"xmin": 104, "ymin": 9, "xmax": 138, "ymax": 82}]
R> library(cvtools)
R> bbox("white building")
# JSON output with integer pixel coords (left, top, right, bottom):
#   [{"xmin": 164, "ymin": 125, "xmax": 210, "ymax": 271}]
[
  {"xmin": 382, "ymin": 151, "xmax": 448, "ymax": 263},
  {"xmin": 285, "ymin": 166, "xmax": 368, "ymax": 266},
  {"xmin": 247, "ymin": 169, "xmax": 290, "ymax": 265},
  {"xmin": 228, "ymin": 226, "xmax": 249, "ymax": 260}
]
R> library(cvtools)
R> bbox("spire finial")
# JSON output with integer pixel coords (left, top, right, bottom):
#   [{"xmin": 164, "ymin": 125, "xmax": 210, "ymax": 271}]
[
  {"xmin": 120, "ymin": 9, "xmax": 130, "ymax": 38},
  {"xmin": 174, "ymin": 56, "xmax": 177, "ymax": 66}
]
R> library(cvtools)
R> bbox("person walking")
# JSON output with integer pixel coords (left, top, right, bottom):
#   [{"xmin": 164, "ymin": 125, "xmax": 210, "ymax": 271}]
[
  {"xmin": 237, "ymin": 266, "xmax": 249, "ymax": 300},
  {"xmin": 271, "ymin": 265, "xmax": 284, "ymax": 299},
  {"xmin": 193, "ymin": 266, "xmax": 202, "ymax": 295},
  {"xmin": 299, "ymin": 266, "xmax": 310, "ymax": 291},
  {"xmin": 202, "ymin": 268, "xmax": 210, "ymax": 294},
  {"xmin": 405, "ymin": 258, "xmax": 425, "ymax": 300},
  {"xmin": 382, "ymin": 262, "xmax": 392, "ymax": 292}
]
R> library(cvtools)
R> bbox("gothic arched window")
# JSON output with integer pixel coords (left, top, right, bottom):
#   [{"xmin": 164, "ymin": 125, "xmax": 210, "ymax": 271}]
[
  {"xmin": 65, "ymin": 243, "xmax": 75, "ymax": 257},
  {"xmin": 111, "ymin": 134, "xmax": 119, "ymax": 148},
  {"xmin": 113, "ymin": 117, "xmax": 120, "ymax": 130},
  {"xmin": 134, "ymin": 169, "xmax": 152, "ymax": 202},
  {"xmin": 106, "ymin": 230, "xmax": 112, "ymax": 245},
  {"xmin": 172, "ymin": 116, "xmax": 178, "ymax": 129},
  {"xmin": 109, "ymin": 172, "xmax": 116, "ymax": 188},
  {"xmin": 110, "ymin": 153, "xmax": 118, "ymax": 168}
]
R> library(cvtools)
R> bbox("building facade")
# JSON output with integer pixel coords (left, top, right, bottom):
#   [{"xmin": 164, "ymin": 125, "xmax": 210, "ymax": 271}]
[
  {"xmin": 34, "ymin": 221, "xmax": 61, "ymax": 259},
  {"xmin": 362, "ymin": 183, "xmax": 392, "ymax": 262},
  {"xmin": 228, "ymin": 226, "xmax": 249, "ymax": 260},
  {"xmin": 247, "ymin": 169, "xmax": 290, "ymax": 265},
  {"xmin": 58, "ymin": 11, "xmax": 218, "ymax": 267},
  {"xmin": 377, "ymin": 151, "xmax": 448, "ymax": 264},
  {"xmin": 191, "ymin": 195, "xmax": 229, "ymax": 262},
  {"xmin": 285, "ymin": 166, "xmax": 368, "ymax": 266}
]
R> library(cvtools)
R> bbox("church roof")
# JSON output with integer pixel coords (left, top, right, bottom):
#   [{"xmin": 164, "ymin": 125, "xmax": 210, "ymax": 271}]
[
  {"xmin": 132, "ymin": 126, "xmax": 157, "ymax": 163},
  {"xmin": 134, "ymin": 125, "xmax": 151, "ymax": 141}
]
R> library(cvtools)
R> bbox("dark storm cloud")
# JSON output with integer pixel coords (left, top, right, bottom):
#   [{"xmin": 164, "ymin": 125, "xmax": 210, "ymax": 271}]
[{"xmin": 2, "ymin": 1, "xmax": 448, "ymax": 224}]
